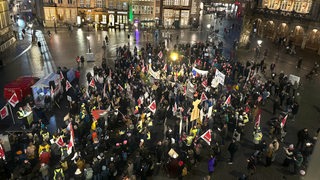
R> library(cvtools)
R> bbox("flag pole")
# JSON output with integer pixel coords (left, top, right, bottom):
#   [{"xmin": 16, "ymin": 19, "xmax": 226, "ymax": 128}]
[{"xmin": 8, "ymin": 103, "xmax": 15, "ymax": 124}]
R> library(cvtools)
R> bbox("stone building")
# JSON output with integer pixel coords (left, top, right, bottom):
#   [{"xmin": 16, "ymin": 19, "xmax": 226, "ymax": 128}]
[
  {"xmin": 0, "ymin": 0, "xmax": 15, "ymax": 53},
  {"xmin": 239, "ymin": 0, "xmax": 320, "ymax": 54}
]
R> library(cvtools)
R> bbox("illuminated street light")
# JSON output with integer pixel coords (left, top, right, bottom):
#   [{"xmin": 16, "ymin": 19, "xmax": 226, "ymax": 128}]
[
  {"xmin": 87, "ymin": 36, "xmax": 91, "ymax": 53},
  {"xmin": 207, "ymin": 24, "xmax": 211, "ymax": 39},
  {"xmin": 170, "ymin": 52, "xmax": 179, "ymax": 62}
]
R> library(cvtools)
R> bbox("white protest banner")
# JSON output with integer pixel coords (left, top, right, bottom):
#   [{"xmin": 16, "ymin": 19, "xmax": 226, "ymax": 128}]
[
  {"xmin": 211, "ymin": 78, "xmax": 219, "ymax": 88},
  {"xmin": 215, "ymin": 69, "xmax": 225, "ymax": 85},
  {"xmin": 186, "ymin": 81, "xmax": 196, "ymax": 99},
  {"xmin": 192, "ymin": 67, "xmax": 209, "ymax": 76},
  {"xmin": 288, "ymin": 74, "xmax": 300, "ymax": 85},
  {"xmin": 148, "ymin": 64, "xmax": 161, "ymax": 79}
]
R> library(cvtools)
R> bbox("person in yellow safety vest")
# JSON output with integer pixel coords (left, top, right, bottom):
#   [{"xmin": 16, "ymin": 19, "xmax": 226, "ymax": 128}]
[
  {"xmin": 53, "ymin": 166, "xmax": 65, "ymax": 180},
  {"xmin": 137, "ymin": 120, "xmax": 143, "ymax": 132},
  {"xmin": 41, "ymin": 129, "xmax": 50, "ymax": 142},
  {"xmin": 140, "ymin": 113, "xmax": 146, "ymax": 123},
  {"xmin": 147, "ymin": 131, "xmax": 151, "ymax": 140},
  {"xmin": 253, "ymin": 128, "xmax": 263, "ymax": 147},
  {"xmin": 39, "ymin": 142, "xmax": 51, "ymax": 156},
  {"xmin": 189, "ymin": 126, "xmax": 198, "ymax": 138},
  {"xmin": 60, "ymin": 146, "xmax": 68, "ymax": 159},
  {"xmin": 17, "ymin": 107, "xmax": 25, "ymax": 119},
  {"xmin": 91, "ymin": 120, "xmax": 97, "ymax": 131},
  {"xmin": 242, "ymin": 112, "xmax": 249, "ymax": 123},
  {"xmin": 186, "ymin": 135, "xmax": 194, "ymax": 146}
]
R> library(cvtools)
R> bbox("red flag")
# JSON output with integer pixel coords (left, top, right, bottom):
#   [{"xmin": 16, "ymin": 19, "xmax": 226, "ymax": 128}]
[
  {"xmin": 202, "ymin": 79, "xmax": 208, "ymax": 88},
  {"xmin": 163, "ymin": 64, "xmax": 167, "ymax": 72},
  {"xmin": 281, "ymin": 115, "xmax": 288, "ymax": 128},
  {"xmin": 60, "ymin": 71, "xmax": 64, "ymax": 80},
  {"xmin": 137, "ymin": 97, "xmax": 143, "ymax": 107},
  {"xmin": 128, "ymin": 70, "xmax": 132, "ymax": 79},
  {"xmin": 89, "ymin": 78, "xmax": 95, "ymax": 88},
  {"xmin": 158, "ymin": 51, "xmax": 163, "ymax": 59},
  {"xmin": 67, "ymin": 122, "xmax": 75, "ymax": 154},
  {"xmin": 91, "ymin": 109, "xmax": 107, "ymax": 120},
  {"xmin": 66, "ymin": 80, "xmax": 72, "ymax": 91},
  {"xmin": 200, "ymin": 129, "xmax": 212, "ymax": 145},
  {"xmin": 148, "ymin": 100, "xmax": 157, "ymax": 113},
  {"xmin": 254, "ymin": 113, "xmax": 261, "ymax": 127},
  {"xmin": 0, "ymin": 106, "xmax": 9, "ymax": 119},
  {"xmin": 118, "ymin": 84, "xmax": 123, "ymax": 91},
  {"xmin": 0, "ymin": 144, "xmax": 5, "ymax": 160},
  {"xmin": 8, "ymin": 93, "xmax": 19, "ymax": 107},
  {"xmin": 201, "ymin": 92, "xmax": 208, "ymax": 101},
  {"xmin": 224, "ymin": 95, "xmax": 231, "ymax": 106},
  {"xmin": 172, "ymin": 102, "xmax": 177, "ymax": 113},
  {"xmin": 55, "ymin": 136, "xmax": 65, "ymax": 147}
]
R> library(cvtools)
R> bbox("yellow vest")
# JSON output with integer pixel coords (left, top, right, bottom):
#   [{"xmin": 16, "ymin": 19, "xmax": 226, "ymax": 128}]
[
  {"xmin": 91, "ymin": 120, "xmax": 97, "ymax": 131},
  {"xmin": 147, "ymin": 131, "xmax": 151, "ymax": 140}
]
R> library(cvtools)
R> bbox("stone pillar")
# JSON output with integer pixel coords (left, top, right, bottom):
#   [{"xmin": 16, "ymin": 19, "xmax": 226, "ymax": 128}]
[{"xmin": 301, "ymin": 35, "xmax": 308, "ymax": 49}]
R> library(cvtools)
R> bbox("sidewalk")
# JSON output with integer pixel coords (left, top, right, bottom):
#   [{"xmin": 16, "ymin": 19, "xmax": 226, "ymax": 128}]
[{"xmin": 0, "ymin": 23, "xmax": 33, "ymax": 67}]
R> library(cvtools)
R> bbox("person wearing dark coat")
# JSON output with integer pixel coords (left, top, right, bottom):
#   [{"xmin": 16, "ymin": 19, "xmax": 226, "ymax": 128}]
[
  {"xmin": 228, "ymin": 139, "xmax": 238, "ymax": 164},
  {"xmin": 296, "ymin": 128, "xmax": 310, "ymax": 150}
]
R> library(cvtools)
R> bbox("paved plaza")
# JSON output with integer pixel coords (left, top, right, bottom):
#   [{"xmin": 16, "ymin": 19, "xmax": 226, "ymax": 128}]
[{"xmin": 0, "ymin": 14, "xmax": 320, "ymax": 180}]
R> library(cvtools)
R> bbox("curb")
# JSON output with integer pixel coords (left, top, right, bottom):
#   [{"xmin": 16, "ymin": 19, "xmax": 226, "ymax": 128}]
[{"xmin": 12, "ymin": 41, "xmax": 33, "ymax": 61}]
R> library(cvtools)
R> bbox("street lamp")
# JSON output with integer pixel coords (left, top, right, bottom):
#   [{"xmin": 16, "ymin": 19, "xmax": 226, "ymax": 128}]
[
  {"xmin": 170, "ymin": 52, "xmax": 179, "ymax": 62},
  {"xmin": 87, "ymin": 36, "xmax": 91, "ymax": 53},
  {"xmin": 207, "ymin": 24, "xmax": 211, "ymax": 39},
  {"xmin": 257, "ymin": 40, "xmax": 263, "ymax": 47}
]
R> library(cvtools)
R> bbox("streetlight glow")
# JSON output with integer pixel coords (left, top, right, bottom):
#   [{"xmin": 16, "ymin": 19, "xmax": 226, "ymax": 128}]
[
  {"xmin": 170, "ymin": 52, "xmax": 179, "ymax": 61},
  {"xmin": 87, "ymin": 36, "xmax": 91, "ymax": 53}
]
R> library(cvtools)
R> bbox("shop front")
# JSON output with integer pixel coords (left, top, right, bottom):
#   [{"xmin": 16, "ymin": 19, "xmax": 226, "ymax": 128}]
[{"xmin": 108, "ymin": 11, "xmax": 128, "ymax": 30}]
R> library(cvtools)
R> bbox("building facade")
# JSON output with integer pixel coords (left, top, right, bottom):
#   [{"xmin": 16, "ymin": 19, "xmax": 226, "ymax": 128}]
[
  {"xmin": 106, "ymin": 0, "xmax": 129, "ymax": 29},
  {"xmin": 239, "ymin": 0, "xmax": 320, "ymax": 54},
  {"xmin": 162, "ymin": 0, "xmax": 191, "ymax": 28},
  {"xmin": 131, "ymin": 0, "xmax": 157, "ymax": 28},
  {"xmin": 0, "ymin": 0, "xmax": 15, "ymax": 52},
  {"xmin": 43, "ymin": 0, "xmax": 78, "ymax": 27}
]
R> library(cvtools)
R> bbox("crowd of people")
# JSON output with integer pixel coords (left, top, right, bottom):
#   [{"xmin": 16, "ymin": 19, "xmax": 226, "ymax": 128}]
[{"xmin": 0, "ymin": 28, "xmax": 318, "ymax": 180}]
